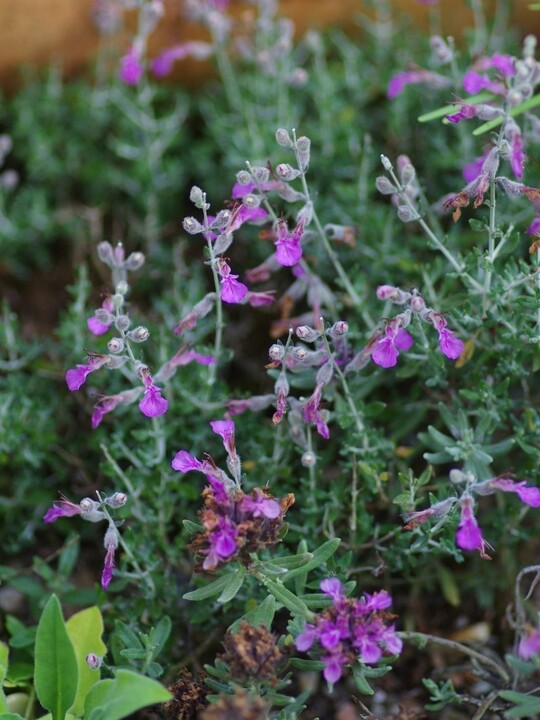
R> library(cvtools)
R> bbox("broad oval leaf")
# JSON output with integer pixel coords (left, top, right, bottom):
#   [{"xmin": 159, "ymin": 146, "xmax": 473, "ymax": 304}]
[
  {"xmin": 65, "ymin": 606, "xmax": 107, "ymax": 716},
  {"xmin": 85, "ymin": 670, "xmax": 171, "ymax": 720}
]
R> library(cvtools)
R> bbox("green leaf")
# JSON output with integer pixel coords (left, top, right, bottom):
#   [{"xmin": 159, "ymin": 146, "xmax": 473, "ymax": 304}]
[
  {"xmin": 283, "ymin": 539, "xmax": 341, "ymax": 582},
  {"xmin": 34, "ymin": 595, "xmax": 78, "ymax": 720},
  {"xmin": 289, "ymin": 658, "xmax": 326, "ymax": 671},
  {"xmin": 417, "ymin": 92, "xmax": 494, "ymax": 122},
  {"xmin": 85, "ymin": 670, "xmax": 171, "ymax": 720},
  {"xmin": 148, "ymin": 617, "xmax": 172, "ymax": 661},
  {"xmin": 113, "ymin": 621, "xmax": 143, "ymax": 650},
  {"xmin": 182, "ymin": 520, "xmax": 203, "ymax": 534},
  {"xmin": 228, "ymin": 595, "xmax": 276, "ymax": 633},
  {"xmin": 437, "ymin": 565, "xmax": 460, "ymax": 607},
  {"xmin": 498, "ymin": 690, "xmax": 540, "ymax": 718},
  {"xmin": 0, "ymin": 642, "xmax": 9, "ymax": 712},
  {"xmin": 262, "ymin": 579, "xmax": 311, "ymax": 619},
  {"xmin": 473, "ymin": 93, "xmax": 540, "ymax": 135},
  {"xmin": 65, "ymin": 606, "xmax": 107, "ymax": 716},
  {"xmin": 351, "ymin": 663, "xmax": 374, "ymax": 695},
  {"xmin": 183, "ymin": 573, "xmax": 233, "ymax": 601},
  {"xmin": 268, "ymin": 552, "xmax": 313, "ymax": 570},
  {"xmin": 217, "ymin": 567, "xmax": 246, "ymax": 603},
  {"xmin": 0, "ymin": 714, "xmax": 26, "ymax": 720}
]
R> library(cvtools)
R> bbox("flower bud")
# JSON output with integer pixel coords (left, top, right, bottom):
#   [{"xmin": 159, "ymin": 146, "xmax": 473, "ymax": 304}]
[
  {"xmin": 124, "ymin": 252, "xmax": 145, "ymax": 271},
  {"xmin": 295, "ymin": 135, "xmax": 311, "ymax": 171},
  {"xmin": 296, "ymin": 201, "xmax": 313, "ymax": 226},
  {"xmin": 376, "ymin": 176, "xmax": 397, "ymax": 195},
  {"xmin": 449, "ymin": 468, "xmax": 465, "ymax": 484},
  {"xmin": 295, "ymin": 325, "xmax": 320, "ymax": 342},
  {"xmin": 1, "ymin": 170, "xmax": 18, "ymax": 190},
  {"xmin": 97, "ymin": 241, "xmax": 114, "ymax": 266},
  {"xmin": 111, "ymin": 294, "xmax": 124, "ymax": 310},
  {"xmin": 276, "ymin": 163, "xmax": 300, "ymax": 181},
  {"xmin": 213, "ymin": 232, "xmax": 233, "ymax": 255},
  {"xmin": 291, "ymin": 346, "xmax": 308, "ymax": 362},
  {"xmin": 380, "ymin": 155, "xmax": 393, "ymax": 172},
  {"xmin": 236, "ymin": 169, "xmax": 252, "ymax": 185},
  {"xmin": 213, "ymin": 209, "xmax": 232, "ymax": 228},
  {"xmin": 327, "ymin": 321, "xmax": 348, "ymax": 338},
  {"xmin": 107, "ymin": 337, "xmax": 125, "ymax": 353},
  {"xmin": 86, "ymin": 653, "xmax": 103, "ymax": 670},
  {"xmin": 128, "ymin": 326, "xmax": 150, "ymax": 343},
  {"xmin": 189, "ymin": 185, "xmax": 207, "ymax": 209},
  {"xmin": 116, "ymin": 281, "xmax": 129, "ymax": 296},
  {"xmin": 400, "ymin": 163, "xmax": 416, "ymax": 186},
  {"xmin": 104, "ymin": 524, "xmax": 119, "ymax": 550},
  {"xmin": 410, "ymin": 295, "xmax": 426, "ymax": 313},
  {"xmin": 95, "ymin": 308, "xmax": 113, "ymax": 324},
  {"xmin": 397, "ymin": 205, "xmax": 420, "ymax": 223},
  {"xmin": 243, "ymin": 193, "xmax": 261, "ymax": 208},
  {"xmin": 275, "ymin": 128, "xmax": 293, "ymax": 147},
  {"xmin": 506, "ymin": 89, "xmax": 523, "ymax": 107},
  {"xmin": 115, "ymin": 314, "xmax": 131, "ymax": 332},
  {"xmin": 269, "ymin": 343, "xmax": 285, "ymax": 361},
  {"xmin": 301, "ymin": 451, "xmax": 317, "ymax": 467},
  {"xmin": 106, "ymin": 492, "xmax": 128, "ymax": 508},
  {"xmin": 79, "ymin": 498, "xmax": 106, "ymax": 523},
  {"xmin": 316, "ymin": 360, "xmax": 334, "ymax": 386},
  {"xmin": 251, "ymin": 165, "xmax": 270, "ymax": 184},
  {"xmin": 430, "ymin": 35, "xmax": 453, "ymax": 64},
  {"xmin": 104, "ymin": 355, "xmax": 128, "ymax": 369},
  {"xmin": 288, "ymin": 67, "xmax": 308, "ymax": 87},
  {"xmin": 376, "ymin": 284, "xmax": 399, "ymax": 300},
  {"xmin": 183, "ymin": 216, "xmax": 203, "ymax": 234}
]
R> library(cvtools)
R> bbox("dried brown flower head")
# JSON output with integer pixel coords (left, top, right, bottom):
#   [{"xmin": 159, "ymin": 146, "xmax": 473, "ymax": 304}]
[
  {"xmin": 220, "ymin": 621, "xmax": 284, "ymax": 681},
  {"xmin": 199, "ymin": 688, "xmax": 269, "ymax": 720},
  {"xmin": 162, "ymin": 669, "xmax": 209, "ymax": 720}
]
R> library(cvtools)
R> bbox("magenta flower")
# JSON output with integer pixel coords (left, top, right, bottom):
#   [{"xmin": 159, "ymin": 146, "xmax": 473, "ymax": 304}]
[
  {"xmin": 462, "ymin": 152, "xmax": 490, "ymax": 183},
  {"xmin": 43, "ymin": 498, "xmax": 83, "ymax": 523},
  {"xmin": 171, "ymin": 450, "xmax": 203, "ymax": 473},
  {"xmin": 321, "ymin": 578, "xmax": 344, "ymax": 601},
  {"xmin": 231, "ymin": 180, "xmax": 281, "ymax": 199},
  {"xmin": 66, "ymin": 355, "xmax": 109, "ymax": 391},
  {"xmin": 241, "ymin": 489, "xmax": 280, "ymax": 519},
  {"xmin": 119, "ymin": 46, "xmax": 144, "ymax": 86},
  {"xmin": 518, "ymin": 629, "xmax": 540, "ymax": 659},
  {"xmin": 101, "ymin": 544, "xmax": 116, "ymax": 590},
  {"xmin": 217, "ymin": 261, "xmax": 248, "ymax": 304},
  {"xmin": 227, "ymin": 205, "xmax": 268, "ymax": 232},
  {"xmin": 303, "ymin": 383, "xmax": 330, "ymax": 439},
  {"xmin": 92, "ymin": 395, "xmax": 122, "ymax": 429},
  {"xmin": 87, "ymin": 297, "xmax": 114, "ymax": 336},
  {"xmin": 274, "ymin": 219, "xmax": 304, "ymax": 267},
  {"xmin": 484, "ymin": 477, "xmax": 540, "ymax": 507},
  {"xmin": 463, "ymin": 71, "xmax": 504, "ymax": 95},
  {"xmin": 371, "ymin": 324, "xmax": 413, "ymax": 368},
  {"xmin": 387, "ymin": 69, "xmax": 450, "ymax": 99},
  {"xmin": 246, "ymin": 290, "xmax": 275, "ymax": 307},
  {"xmin": 456, "ymin": 494, "xmax": 491, "ymax": 558},
  {"xmin": 527, "ymin": 215, "xmax": 540, "ymax": 236},
  {"xmin": 445, "ymin": 104, "xmax": 479, "ymax": 124},
  {"xmin": 428, "ymin": 313, "xmax": 464, "ymax": 359},
  {"xmin": 152, "ymin": 41, "xmax": 213, "ymax": 77},
  {"xmin": 203, "ymin": 518, "xmax": 238, "ymax": 570},
  {"xmin": 506, "ymin": 122, "xmax": 526, "ymax": 179},
  {"xmin": 139, "ymin": 376, "xmax": 168, "ymax": 417},
  {"xmin": 210, "ymin": 419, "xmax": 236, "ymax": 457}
]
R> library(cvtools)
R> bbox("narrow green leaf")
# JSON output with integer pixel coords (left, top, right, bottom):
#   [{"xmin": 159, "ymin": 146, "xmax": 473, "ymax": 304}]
[
  {"xmin": 0, "ymin": 714, "xmax": 26, "ymax": 719},
  {"xmin": 113, "ymin": 621, "xmax": 143, "ymax": 650},
  {"xmin": 284, "ymin": 539, "xmax": 341, "ymax": 582},
  {"xmin": 262, "ymin": 579, "xmax": 311, "ymax": 618},
  {"xmin": 351, "ymin": 663, "xmax": 374, "ymax": 695},
  {"xmin": 498, "ymin": 690, "xmax": 540, "ymax": 718},
  {"xmin": 417, "ymin": 92, "xmax": 493, "ymax": 122},
  {"xmin": 149, "ymin": 617, "xmax": 172, "ymax": 661},
  {"xmin": 0, "ymin": 642, "xmax": 9, "ymax": 713},
  {"xmin": 183, "ymin": 573, "xmax": 231, "ymax": 601},
  {"xmin": 290, "ymin": 658, "xmax": 326, "ymax": 671},
  {"xmin": 473, "ymin": 93, "xmax": 540, "ymax": 135},
  {"xmin": 65, "ymin": 606, "xmax": 107, "ymax": 716},
  {"xmin": 228, "ymin": 595, "xmax": 276, "ymax": 633},
  {"xmin": 217, "ymin": 567, "xmax": 246, "ymax": 603},
  {"xmin": 34, "ymin": 595, "xmax": 78, "ymax": 720},
  {"xmin": 269, "ymin": 553, "xmax": 313, "ymax": 570},
  {"xmin": 85, "ymin": 670, "xmax": 171, "ymax": 720}
]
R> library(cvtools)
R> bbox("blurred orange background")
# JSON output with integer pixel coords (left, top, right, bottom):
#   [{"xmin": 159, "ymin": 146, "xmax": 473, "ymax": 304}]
[{"xmin": 0, "ymin": 0, "xmax": 536, "ymax": 91}]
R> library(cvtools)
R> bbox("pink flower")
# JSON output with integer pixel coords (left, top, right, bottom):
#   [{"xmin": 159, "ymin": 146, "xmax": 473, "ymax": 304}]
[
  {"xmin": 139, "ymin": 376, "xmax": 168, "ymax": 417},
  {"xmin": 227, "ymin": 205, "xmax": 268, "ymax": 232},
  {"xmin": 246, "ymin": 290, "xmax": 275, "ymax": 307},
  {"xmin": 462, "ymin": 152, "xmax": 490, "ymax": 183},
  {"xmin": 387, "ymin": 69, "xmax": 450, "ymax": 99},
  {"xmin": 203, "ymin": 518, "xmax": 238, "ymax": 570},
  {"xmin": 506, "ymin": 122, "xmax": 526, "ymax": 179},
  {"xmin": 66, "ymin": 355, "xmax": 109, "ymax": 391},
  {"xmin": 151, "ymin": 41, "xmax": 213, "ymax": 77},
  {"xmin": 445, "ymin": 104, "xmax": 479, "ymax": 124},
  {"xmin": 87, "ymin": 297, "xmax": 114, "ymax": 336},
  {"xmin": 119, "ymin": 46, "xmax": 144, "ymax": 86},
  {"xmin": 486, "ymin": 477, "xmax": 540, "ymax": 507},
  {"xmin": 210, "ymin": 419, "xmax": 236, "ymax": 457},
  {"xmin": 43, "ymin": 498, "xmax": 83, "ymax": 523},
  {"xmin": 428, "ymin": 313, "xmax": 464, "ymax": 359},
  {"xmin": 518, "ymin": 629, "xmax": 540, "ymax": 659},
  {"xmin": 101, "ymin": 544, "xmax": 116, "ymax": 590},
  {"xmin": 217, "ymin": 261, "xmax": 248, "ymax": 304},
  {"xmin": 456, "ymin": 494, "xmax": 491, "ymax": 558},
  {"xmin": 463, "ymin": 71, "xmax": 504, "ymax": 95},
  {"xmin": 274, "ymin": 218, "xmax": 304, "ymax": 267},
  {"xmin": 171, "ymin": 450, "xmax": 202, "ymax": 473},
  {"xmin": 371, "ymin": 325, "xmax": 413, "ymax": 368},
  {"xmin": 527, "ymin": 214, "xmax": 540, "ymax": 236},
  {"xmin": 240, "ymin": 489, "xmax": 280, "ymax": 519}
]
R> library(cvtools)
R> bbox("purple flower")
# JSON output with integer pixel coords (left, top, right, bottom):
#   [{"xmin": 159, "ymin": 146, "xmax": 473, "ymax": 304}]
[
  {"xmin": 66, "ymin": 355, "xmax": 109, "ymax": 391},
  {"xmin": 371, "ymin": 324, "xmax": 413, "ymax": 368},
  {"xmin": 87, "ymin": 297, "xmax": 114, "ymax": 336},
  {"xmin": 506, "ymin": 122, "xmax": 526, "ymax": 179},
  {"xmin": 151, "ymin": 41, "xmax": 213, "ymax": 77},
  {"xmin": 320, "ymin": 578, "xmax": 344, "ymax": 601},
  {"xmin": 445, "ymin": 104, "xmax": 479, "ymax": 124},
  {"xmin": 526, "ymin": 214, "xmax": 540, "ymax": 236},
  {"xmin": 101, "ymin": 544, "xmax": 116, "ymax": 590},
  {"xmin": 295, "ymin": 624, "xmax": 317, "ymax": 652},
  {"xmin": 462, "ymin": 71, "xmax": 504, "ymax": 95},
  {"xmin": 203, "ymin": 518, "xmax": 238, "ymax": 570},
  {"xmin": 246, "ymin": 290, "xmax": 275, "ymax": 307},
  {"xmin": 303, "ymin": 383, "xmax": 330, "ymax": 439},
  {"xmin": 228, "ymin": 205, "xmax": 268, "ymax": 232},
  {"xmin": 387, "ymin": 69, "xmax": 450, "ymax": 99},
  {"xmin": 518, "ymin": 629, "xmax": 540, "ymax": 659},
  {"xmin": 119, "ymin": 46, "xmax": 144, "ymax": 86},
  {"xmin": 274, "ymin": 219, "xmax": 304, "ymax": 267},
  {"xmin": 456, "ymin": 494, "xmax": 491, "ymax": 558},
  {"xmin": 241, "ymin": 489, "xmax": 281, "ymax": 519},
  {"xmin": 218, "ymin": 261, "xmax": 248, "ymax": 304},
  {"xmin": 428, "ymin": 313, "xmax": 464, "ymax": 359},
  {"xmin": 43, "ymin": 498, "xmax": 82, "ymax": 523},
  {"xmin": 462, "ymin": 152, "xmax": 490, "ymax": 183},
  {"xmin": 92, "ymin": 394, "xmax": 123, "ymax": 429},
  {"xmin": 486, "ymin": 477, "xmax": 540, "ymax": 507},
  {"xmin": 358, "ymin": 590, "xmax": 392, "ymax": 613},
  {"xmin": 139, "ymin": 376, "xmax": 168, "ymax": 417},
  {"xmin": 210, "ymin": 419, "xmax": 236, "ymax": 456},
  {"xmin": 231, "ymin": 180, "xmax": 281, "ymax": 199},
  {"xmin": 172, "ymin": 450, "xmax": 203, "ymax": 473}
]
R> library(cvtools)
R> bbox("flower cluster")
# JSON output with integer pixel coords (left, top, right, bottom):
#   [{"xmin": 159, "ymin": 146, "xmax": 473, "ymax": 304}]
[
  {"xmin": 403, "ymin": 469, "xmax": 540, "ymax": 559},
  {"xmin": 348, "ymin": 285, "xmax": 464, "ymax": 369},
  {"xmin": 295, "ymin": 578, "xmax": 402, "ymax": 684},
  {"xmin": 43, "ymin": 492, "xmax": 127, "ymax": 589},
  {"xmin": 172, "ymin": 420, "xmax": 294, "ymax": 571}
]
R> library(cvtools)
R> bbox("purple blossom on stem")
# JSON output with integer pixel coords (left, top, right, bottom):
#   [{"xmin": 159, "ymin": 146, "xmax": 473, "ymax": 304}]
[
  {"xmin": 518, "ymin": 629, "xmax": 540, "ymax": 659},
  {"xmin": 227, "ymin": 205, "xmax": 268, "ymax": 232},
  {"xmin": 274, "ymin": 218, "xmax": 304, "ymax": 267},
  {"xmin": 371, "ymin": 323, "xmax": 413, "ymax": 369},
  {"xmin": 484, "ymin": 477, "xmax": 540, "ymax": 507},
  {"xmin": 506, "ymin": 121, "xmax": 526, "ymax": 179},
  {"xmin": 456, "ymin": 494, "xmax": 491, "ymax": 559},
  {"xmin": 527, "ymin": 214, "xmax": 540, "ymax": 236},
  {"xmin": 43, "ymin": 498, "xmax": 83, "ymax": 523},
  {"xmin": 427, "ymin": 313, "xmax": 464, "ymax": 359},
  {"xmin": 203, "ymin": 517, "xmax": 238, "ymax": 570},
  {"xmin": 387, "ymin": 69, "xmax": 450, "ymax": 99},
  {"xmin": 101, "ymin": 544, "xmax": 116, "ymax": 590},
  {"xmin": 303, "ymin": 383, "xmax": 329, "ymax": 439},
  {"xmin": 66, "ymin": 355, "xmax": 109, "ymax": 391},
  {"xmin": 210, "ymin": 419, "xmax": 236, "ymax": 458},
  {"xmin": 139, "ymin": 375, "xmax": 168, "ymax": 417},
  {"xmin": 151, "ymin": 41, "xmax": 213, "ymax": 77},
  {"xmin": 445, "ymin": 104, "xmax": 479, "ymax": 124},
  {"xmin": 462, "ymin": 71, "xmax": 504, "ymax": 95},
  {"xmin": 119, "ymin": 46, "xmax": 144, "ymax": 86},
  {"xmin": 462, "ymin": 152, "xmax": 490, "ymax": 183},
  {"xmin": 240, "ymin": 489, "xmax": 280, "ymax": 519},
  {"xmin": 218, "ymin": 260, "xmax": 248, "ymax": 304},
  {"xmin": 87, "ymin": 298, "xmax": 114, "ymax": 335}
]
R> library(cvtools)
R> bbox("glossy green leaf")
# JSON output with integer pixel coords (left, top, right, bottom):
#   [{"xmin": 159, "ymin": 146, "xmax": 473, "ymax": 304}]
[
  {"xmin": 65, "ymin": 606, "xmax": 107, "ymax": 717},
  {"xmin": 85, "ymin": 670, "xmax": 171, "ymax": 720},
  {"xmin": 34, "ymin": 595, "xmax": 78, "ymax": 720}
]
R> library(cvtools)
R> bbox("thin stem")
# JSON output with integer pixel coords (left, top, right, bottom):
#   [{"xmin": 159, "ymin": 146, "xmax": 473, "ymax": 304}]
[
  {"xmin": 398, "ymin": 631, "xmax": 510, "ymax": 683},
  {"xmin": 201, "ymin": 196, "xmax": 224, "ymax": 387},
  {"xmin": 482, "ymin": 179, "xmax": 497, "ymax": 317},
  {"xmin": 471, "ymin": 690, "xmax": 500, "ymax": 720},
  {"xmin": 306, "ymin": 426, "xmax": 317, "ymax": 511},
  {"xmin": 149, "ymin": 415, "xmax": 165, "ymax": 466},
  {"xmin": 293, "ymin": 131, "xmax": 362, "ymax": 307},
  {"xmin": 100, "ymin": 443, "xmax": 145, "ymax": 521},
  {"xmin": 469, "ymin": 0, "xmax": 488, "ymax": 54}
]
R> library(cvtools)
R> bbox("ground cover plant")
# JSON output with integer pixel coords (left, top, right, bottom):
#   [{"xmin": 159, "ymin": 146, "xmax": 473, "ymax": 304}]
[{"xmin": 1, "ymin": 0, "xmax": 540, "ymax": 718}]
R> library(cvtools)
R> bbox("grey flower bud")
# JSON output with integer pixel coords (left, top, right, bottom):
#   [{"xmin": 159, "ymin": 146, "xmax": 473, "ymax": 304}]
[
  {"xmin": 115, "ymin": 314, "xmax": 130, "ymax": 331},
  {"xmin": 295, "ymin": 135, "xmax": 311, "ymax": 171},
  {"xmin": 104, "ymin": 524, "xmax": 119, "ymax": 550},
  {"xmin": 410, "ymin": 296, "xmax": 426, "ymax": 313},
  {"xmin": 213, "ymin": 209, "xmax": 232, "ymax": 228},
  {"xmin": 124, "ymin": 252, "xmax": 145, "ymax": 271},
  {"xmin": 213, "ymin": 232, "xmax": 233, "ymax": 255},
  {"xmin": 95, "ymin": 308, "xmax": 113, "ymax": 324},
  {"xmin": 86, "ymin": 654, "xmax": 103, "ymax": 670},
  {"xmin": 316, "ymin": 360, "xmax": 334, "ymax": 386},
  {"xmin": 107, "ymin": 337, "xmax": 125, "ymax": 353},
  {"xmin": 128, "ymin": 326, "xmax": 150, "ymax": 343},
  {"xmin": 295, "ymin": 325, "xmax": 320, "ymax": 342},
  {"xmin": 430, "ymin": 35, "xmax": 453, "ymax": 64},
  {"xmin": 291, "ymin": 346, "xmax": 308, "ymax": 362},
  {"xmin": 287, "ymin": 68, "xmax": 308, "ymax": 87},
  {"xmin": 111, "ymin": 294, "xmax": 124, "ymax": 310},
  {"xmin": 397, "ymin": 205, "xmax": 420, "ymax": 222},
  {"xmin": 449, "ymin": 468, "xmax": 465, "ymax": 484},
  {"xmin": 276, "ymin": 163, "xmax": 300, "ymax": 181},
  {"xmin": 242, "ymin": 193, "xmax": 261, "ymax": 208},
  {"xmin": 375, "ymin": 176, "xmax": 397, "ymax": 195},
  {"xmin": 301, "ymin": 451, "xmax": 317, "ymax": 467},
  {"xmin": 269, "ymin": 343, "xmax": 285, "ymax": 361},
  {"xmin": 296, "ymin": 201, "xmax": 313, "ymax": 226},
  {"xmin": 400, "ymin": 163, "xmax": 416, "ymax": 186},
  {"xmin": 105, "ymin": 492, "xmax": 128, "ymax": 508},
  {"xmin": 183, "ymin": 216, "xmax": 203, "ymax": 234},
  {"xmin": 104, "ymin": 355, "xmax": 128, "ymax": 369},
  {"xmin": 327, "ymin": 321, "xmax": 348, "ymax": 338},
  {"xmin": 115, "ymin": 281, "xmax": 128, "ymax": 296},
  {"xmin": 0, "ymin": 134, "xmax": 13, "ymax": 156},
  {"xmin": 97, "ymin": 241, "xmax": 115, "ymax": 266},
  {"xmin": 251, "ymin": 165, "xmax": 270, "ymax": 184},
  {"xmin": 0, "ymin": 170, "xmax": 18, "ymax": 190},
  {"xmin": 189, "ymin": 185, "xmax": 207, "ymax": 209},
  {"xmin": 275, "ymin": 128, "xmax": 293, "ymax": 147},
  {"xmin": 236, "ymin": 169, "xmax": 252, "ymax": 185},
  {"xmin": 380, "ymin": 155, "xmax": 393, "ymax": 172},
  {"xmin": 79, "ymin": 498, "xmax": 106, "ymax": 523}
]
